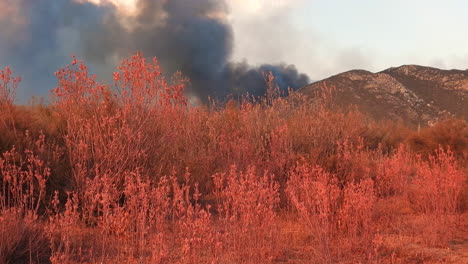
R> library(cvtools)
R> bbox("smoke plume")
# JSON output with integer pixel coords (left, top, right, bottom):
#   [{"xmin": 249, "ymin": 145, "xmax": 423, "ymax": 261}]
[{"xmin": 0, "ymin": 0, "xmax": 310, "ymax": 102}]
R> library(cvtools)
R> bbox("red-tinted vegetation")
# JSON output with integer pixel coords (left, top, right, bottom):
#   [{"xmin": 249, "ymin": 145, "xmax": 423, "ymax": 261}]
[{"xmin": 0, "ymin": 54, "xmax": 467, "ymax": 263}]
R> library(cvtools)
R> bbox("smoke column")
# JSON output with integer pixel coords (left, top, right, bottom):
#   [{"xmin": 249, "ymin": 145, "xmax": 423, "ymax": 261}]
[{"xmin": 0, "ymin": 0, "xmax": 310, "ymax": 102}]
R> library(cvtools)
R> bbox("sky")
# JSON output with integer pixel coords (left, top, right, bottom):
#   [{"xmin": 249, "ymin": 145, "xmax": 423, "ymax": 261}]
[
  {"xmin": 229, "ymin": 0, "xmax": 468, "ymax": 79},
  {"xmin": 0, "ymin": 0, "xmax": 467, "ymax": 101}
]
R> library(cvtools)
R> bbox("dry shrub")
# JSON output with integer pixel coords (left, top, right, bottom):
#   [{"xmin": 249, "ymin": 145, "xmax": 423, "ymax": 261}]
[
  {"xmin": 47, "ymin": 191, "xmax": 85, "ymax": 264},
  {"xmin": 172, "ymin": 171, "xmax": 219, "ymax": 263},
  {"xmin": 287, "ymin": 102, "xmax": 368, "ymax": 166},
  {"xmin": 330, "ymin": 138, "xmax": 377, "ymax": 186},
  {"xmin": 286, "ymin": 163, "xmax": 340, "ymax": 262},
  {"xmin": 47, "ymin": 168, "xmax": 220, "ymax": 264},
  {"xmin": 0, "ymin": 67, "xmax": 63, "ymax": 156},
  {"xmin": 408, "ymin": 147, "xmax": 465, "ymax": 246},
  {"xmin": 0, "ymin": 104, "xmax": 68, "ymax": 200},
  {"xmin": 407, "ymin": 119, "xmax": 467, "ymax": 161},
  {"xmin": 48, "ymin": 171, "xmax": 173, "ymax": 263},
  {"xmin": 0, "ymin": 66, "xmax": 20, "ymax": 152},
  {"xmin": 374, "ymin": 144, "xmax": 414, "ymax": 198},
  {"xmin": 338, "ymin": 178, "xmax": 376, "ymax": 252},
  {"xmin": 0, "ymin": 132, "xmax": 52, "ymax": 264},
  {"xmin": 0, "ymin": 146, "xmax": 50, "ymax": 218},
  {"xmin": 372, "ymin": 146, "xmax": 415, "ymax": 235},
  {"xmin": 1, "ymin": 53, "xmax": 467, "ymax": 263},
  {"xmin": 52, "ymin": 53, "xmax": 187, "ymax": 195},
  {"xmin": 213, "ymin": 166, "xmax": 281, "ymax": 262},
  {"xmin": 0, "ymin": 211, "xmax": 50, "ymax": 264},
  {"xmin": 286, "ymin": 162, "xmax": 378, "ymax": 263},
  {"xmin": 363, "ymin": 120, "xmax": 411, "ymax": 152},
  {"xmin": 410, "ymin": 148, "xmax": 464, "ymax": 215},
  {"xmin": 0, "ymin": 66, "xmax": 19, "ymax": 105}
]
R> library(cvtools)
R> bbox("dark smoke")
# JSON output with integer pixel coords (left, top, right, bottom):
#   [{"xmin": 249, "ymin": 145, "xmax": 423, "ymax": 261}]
[
  {"xmin": 222, "ymin": 61, "xmax": 310, "ymax": 97},
  {"xmin": 0, "ymin": 0, "xmax": 310, "ymax": 102}
]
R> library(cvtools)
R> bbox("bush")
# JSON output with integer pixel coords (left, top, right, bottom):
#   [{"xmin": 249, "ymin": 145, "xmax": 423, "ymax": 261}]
[
  {"xmin": 286, "ymin": 162, "xmax": 378, "ymax": 263},
  {"xmin": 0, "ymin": 53, "xmax": 466, "ymax": 263},
  {"xmin": 407, "ymin": 119, "xmax": 467, "ymax": 161},
  {"xmin": 0, "ymin": 211, "xmax": 50, "ymax": 264},
  {"xmin": 408, "ymin": 147, "xmax": 465, "ymax": 246}
]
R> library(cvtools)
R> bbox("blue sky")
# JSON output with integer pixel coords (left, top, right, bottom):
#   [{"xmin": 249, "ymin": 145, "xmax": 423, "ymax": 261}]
[{"xmin": 230, "ymin": 0, "xmax": 468, "ymax": 79}]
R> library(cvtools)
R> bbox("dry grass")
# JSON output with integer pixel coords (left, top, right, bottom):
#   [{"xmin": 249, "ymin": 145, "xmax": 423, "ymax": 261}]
[{"xmin": 0, "ymin": 53, "xmax": 466, "ymax": 263}]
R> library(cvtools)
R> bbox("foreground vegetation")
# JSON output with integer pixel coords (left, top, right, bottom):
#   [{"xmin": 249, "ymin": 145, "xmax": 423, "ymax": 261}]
[{"xmin": 0, "ymin": 53, "xmax": 467, "ymax": 263}]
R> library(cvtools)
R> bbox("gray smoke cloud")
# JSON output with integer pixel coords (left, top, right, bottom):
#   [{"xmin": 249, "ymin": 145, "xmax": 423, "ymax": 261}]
[{"xmin": 0, "ymin": 0, "xmax": 310, "ymax": 102}]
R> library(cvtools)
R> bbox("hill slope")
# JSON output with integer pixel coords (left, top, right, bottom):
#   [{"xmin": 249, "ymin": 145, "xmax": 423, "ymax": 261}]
[{"xmin": 299, "ymin": 65, "xmax": 468, "ymax": 125}]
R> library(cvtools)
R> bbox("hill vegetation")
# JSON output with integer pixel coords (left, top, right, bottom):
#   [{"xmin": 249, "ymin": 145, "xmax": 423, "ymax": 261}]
[{"xmin": 0, "ymin": 53, "xmax": 467, "ymax": 263}]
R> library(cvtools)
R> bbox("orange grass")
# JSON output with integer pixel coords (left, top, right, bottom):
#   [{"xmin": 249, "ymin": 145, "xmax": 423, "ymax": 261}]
[{"xmin": 0, "ymin": 54, "xmax": 466, "ymax": 263}]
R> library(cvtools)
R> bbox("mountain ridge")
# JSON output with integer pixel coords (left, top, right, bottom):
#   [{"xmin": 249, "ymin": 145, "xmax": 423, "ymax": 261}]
[{"xmin": 299, "ymin": 65, "xmax": 468, "ymax": 125}]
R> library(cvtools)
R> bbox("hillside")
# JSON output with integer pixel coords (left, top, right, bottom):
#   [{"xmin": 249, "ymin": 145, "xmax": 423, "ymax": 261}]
[{"xmin": 299, "ymin": 65, "xmax": 468, "ymax": 125}]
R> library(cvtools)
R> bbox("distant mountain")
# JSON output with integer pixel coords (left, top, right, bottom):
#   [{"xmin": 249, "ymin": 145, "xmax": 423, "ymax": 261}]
[{"xmin": 298, "ymin": 65, "xmax": 468, "ymax": 125}]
